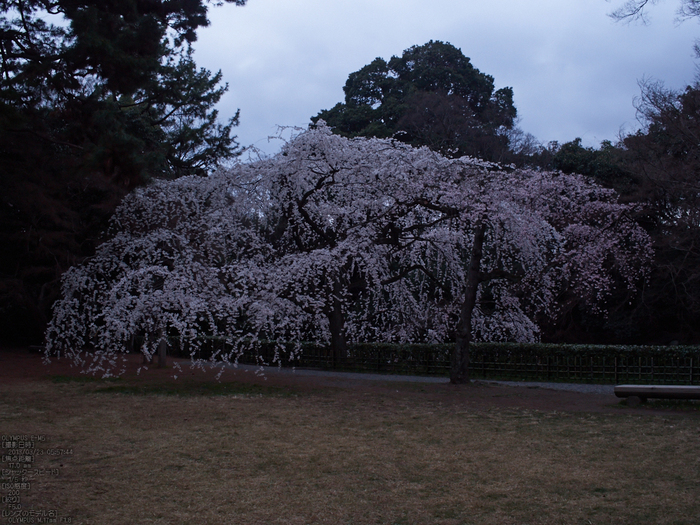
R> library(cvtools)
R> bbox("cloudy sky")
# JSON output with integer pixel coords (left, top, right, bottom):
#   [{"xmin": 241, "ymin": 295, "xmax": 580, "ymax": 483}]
[{"xmin": 191, "ymin": 0, "xmax": 699, "ymax": 157}]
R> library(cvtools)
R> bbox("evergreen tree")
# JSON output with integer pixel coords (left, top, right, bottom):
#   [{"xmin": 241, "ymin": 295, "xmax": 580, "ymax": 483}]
[
  {"xmin": 0, "ymin": 0, "xmax": 246, "ymax": 344},
  {"xmin": 312, "ymin": 41, "xmax": 517, "ymax": 162}
]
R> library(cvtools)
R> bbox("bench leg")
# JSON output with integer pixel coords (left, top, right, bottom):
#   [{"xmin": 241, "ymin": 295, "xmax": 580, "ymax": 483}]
[{"xmin": 626, "ymin": 395, "xmax": 647, "ymax": 407}]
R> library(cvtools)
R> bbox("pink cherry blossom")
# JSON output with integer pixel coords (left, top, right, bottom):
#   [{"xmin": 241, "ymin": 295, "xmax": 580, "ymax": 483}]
[{"xmin": 45, "ymin": 123, "xmax": 653, "ymax": 381}]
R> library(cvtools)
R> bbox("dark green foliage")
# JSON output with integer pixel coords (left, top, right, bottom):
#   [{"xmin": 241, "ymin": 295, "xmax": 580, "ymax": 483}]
[
  {"xmin": 346, "ymin": 341, "xmax": 700, "ymax": 384},
  {"xmin": 0, "ymin": 0, "xmax": 245, "ymax": 344},
  {"xmin": 312, "ymin": 41, "xmax": 517, "ymax": 162},
  {"xmin": 549, "ymin": 138, "xmax": 633, "ymax": 191},
  {"xmin": 173, "ymin": 338, "xmax": 700, "ymax": 384},
  {"xmin": 615, "ymin": 82, "xmax": 700, "ymax": 343}
]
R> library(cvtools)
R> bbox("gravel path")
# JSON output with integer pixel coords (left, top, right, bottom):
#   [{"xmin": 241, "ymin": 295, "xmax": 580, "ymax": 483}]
[
  {"xmin": 228, "ymin": 363, "xmax": 450, "ymax": 383},
  {"xmin": 476, "ymin": 380, "xmax": 615, "ymax": 395},
  {"xmin": 229, "ymin": 363, "xmax": 616, "ymax": 394}
]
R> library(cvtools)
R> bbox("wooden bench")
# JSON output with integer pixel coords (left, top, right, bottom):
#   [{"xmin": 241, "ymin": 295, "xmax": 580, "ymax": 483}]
[{"xmin": 614, "ymin": 385, "xmax": 700, "ymax": 406}]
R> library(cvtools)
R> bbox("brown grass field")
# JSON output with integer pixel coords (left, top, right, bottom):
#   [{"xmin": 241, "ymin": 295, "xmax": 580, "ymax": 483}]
[{"xmin": 1, "ymin": 348, "xmax": 700, "ymax": 525}]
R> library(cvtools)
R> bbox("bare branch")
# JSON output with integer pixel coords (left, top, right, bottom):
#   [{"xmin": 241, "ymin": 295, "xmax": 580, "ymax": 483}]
[{"xmin": 609, "ymin": 0, "xmax": 657, "ymax": 23}]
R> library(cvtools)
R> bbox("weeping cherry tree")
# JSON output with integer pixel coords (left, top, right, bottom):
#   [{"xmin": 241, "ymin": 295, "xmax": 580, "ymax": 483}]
[{"xmin": 45, "ymin": 124, "xmax": 652, "ymax": 381}]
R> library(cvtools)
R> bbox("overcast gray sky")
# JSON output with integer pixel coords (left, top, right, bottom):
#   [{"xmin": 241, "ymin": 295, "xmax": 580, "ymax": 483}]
[{"xmin": 191, "ymin": 0, "xmax": 699, "ymax": 156}]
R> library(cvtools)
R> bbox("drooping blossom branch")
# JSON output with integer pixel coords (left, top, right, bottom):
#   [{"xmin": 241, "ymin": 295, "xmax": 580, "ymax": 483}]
[{"xmin": 45, "ymin": 123, "xmax": 653, "ymax": 380}]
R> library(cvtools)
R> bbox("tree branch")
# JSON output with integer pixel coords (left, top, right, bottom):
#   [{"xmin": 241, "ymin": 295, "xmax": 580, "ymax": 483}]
[
  {"xmin": 479, "ymin": 268, "xmax": 523, "ymax": 283},
  {"xmin": 609, "ymin": 0, "xmax": 655, "ymax": 23},
  {"xmin": 7, "ymin": 127, "xmax": 84, "ymax": 150},
  {"xmin": 381, "ymin": 263, "xmax": 451, "ymax": 294}
]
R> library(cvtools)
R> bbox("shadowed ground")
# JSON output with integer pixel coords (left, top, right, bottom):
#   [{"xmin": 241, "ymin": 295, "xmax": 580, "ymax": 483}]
[{"xmin": 1, "ymin": 348, "xmax": 699, "ymax": 524}]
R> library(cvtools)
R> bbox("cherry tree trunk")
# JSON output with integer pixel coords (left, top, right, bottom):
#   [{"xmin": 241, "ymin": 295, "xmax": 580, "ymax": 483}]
[
  {"xmin": 327, "ymin": 280, "xmax": 348, "ymax": 366},
  {"xmin": 142, "ymin": 329, "xmax": 168, "ymax": 367},
  {"xmin": 451, "ymin": 222, "xmax": 485, "ymax": 384},
  {"xmin": 158, "ymin": 335, "xmax": 167, "ymax": 368}
]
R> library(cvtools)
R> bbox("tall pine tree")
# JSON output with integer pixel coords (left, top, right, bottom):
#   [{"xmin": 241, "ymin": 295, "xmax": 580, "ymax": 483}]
[{"xmin": 0, "ymin": 0, "xmax": 246, "ymax": 344}]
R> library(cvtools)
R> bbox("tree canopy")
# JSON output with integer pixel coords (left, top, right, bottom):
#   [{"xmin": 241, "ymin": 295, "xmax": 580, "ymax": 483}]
[
  {"xmin": 618, "ymin": 81, "xmax": 700, "ymax": 341},
  {"xmin": 45, "ymin": 124, "xmax": 652, "ymax": 381},
  {"xmin": 312, "ymin": 41, "xmax": 517, "ymax": 162},
  {"xmin": 0, "ymin": 0, "xmax": 245, "ymax": 344}
]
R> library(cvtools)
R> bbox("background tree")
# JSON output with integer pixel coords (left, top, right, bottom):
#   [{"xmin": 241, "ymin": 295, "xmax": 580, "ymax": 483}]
[
  {"xmin": 312, "ymin": 41, "xmax": 517, "ymax": 162},
  {"xmin": 539, "ymin": 79, "xmax": 700, "ymax": 344},
  {"xmin": 615, "ymin": 80, "xmax": 700, "ymax": 342},
  {"xmin": 0, "ymin": 0, "xmax": 245, "ymax": 345},
  {"xmin": 45, "ymin": 125, "xmax": 652, "ymax": 382}
]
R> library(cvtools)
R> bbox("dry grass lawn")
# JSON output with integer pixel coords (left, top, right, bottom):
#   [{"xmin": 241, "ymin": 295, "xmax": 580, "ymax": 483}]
[{"xmin": 1, "ymin": 350, "xmax": 699, "ymax": 524}]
